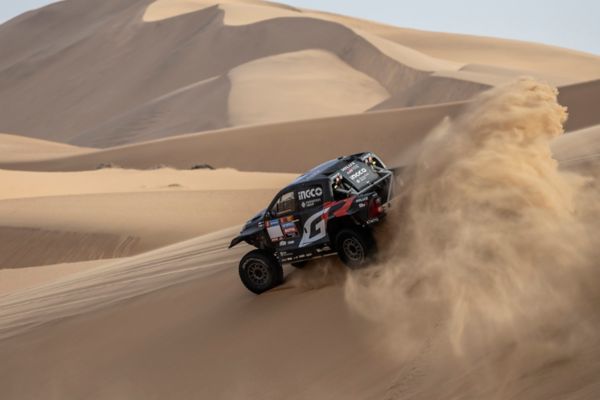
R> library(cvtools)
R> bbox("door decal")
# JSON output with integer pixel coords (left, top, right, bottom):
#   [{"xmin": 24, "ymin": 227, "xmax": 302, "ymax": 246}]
[{"xmin": 299, "ymin": 208, "xmax": 330, "ymax": 248}]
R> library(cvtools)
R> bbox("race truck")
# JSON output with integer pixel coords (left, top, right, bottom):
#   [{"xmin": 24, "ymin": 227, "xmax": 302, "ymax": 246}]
[{"xmin": 229, "ymin": 152, "xmax": 394, "ymax": 294}]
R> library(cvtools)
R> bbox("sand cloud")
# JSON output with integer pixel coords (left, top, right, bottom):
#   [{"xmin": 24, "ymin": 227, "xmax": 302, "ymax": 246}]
[{"xmin": 345, "ymin": 79, "xmax": 600, "ymax": 369}]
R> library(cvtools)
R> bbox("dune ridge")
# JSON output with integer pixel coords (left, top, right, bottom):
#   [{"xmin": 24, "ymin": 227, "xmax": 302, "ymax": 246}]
[
  {"xmin": 0, "ymin": 260, "xmax": 109, "ymax": 296},
  {"xmin": 0, "ymin": 169, "xmax": 295, "ymax": 269},
  {"xmin": 0, "ymin": 133, "xmax": 93, "ymax": 163},
  {"xmin": 0, "ymin": 0, "xmax": 484, "ymax": 148},
  {"xmin": 1, "ymin": 78, "xmax": 598, "ymax": 174},
  {"xmin": 304, "ymin": 9, "xmax": 600, "ymax": 84},
  {"xmin": 0, "ymin": 227, "xmax": 139, "ymax": 269},
  {"xmin": 4, "ymin": 0, "xmax": 598, "ymax": 149},
  {"xmin": 0, "ymin": 227, "xmax": 241, "ymax": 340},
  {"xmin": 227, "ymin": 49, "xmax": 390, "ymax": 126},
  {"xmin": 0, "ymin": 168, "xmax": 296, "ymax": 200}
]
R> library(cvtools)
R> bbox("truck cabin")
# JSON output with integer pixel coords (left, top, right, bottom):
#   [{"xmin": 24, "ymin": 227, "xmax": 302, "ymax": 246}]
[{"xmin": 266, "ymin": 153, "xmax": 392, "ymax": 217}]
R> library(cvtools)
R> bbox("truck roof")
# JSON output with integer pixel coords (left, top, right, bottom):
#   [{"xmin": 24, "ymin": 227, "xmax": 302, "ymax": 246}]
[{"xmin": 289, "ymin": 153, "xmax": 368, "ymax": 188}]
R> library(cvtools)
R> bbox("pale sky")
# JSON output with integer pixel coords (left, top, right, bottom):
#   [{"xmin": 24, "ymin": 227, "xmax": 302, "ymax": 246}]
[{"xmin": 1, "ymin": 0, "xmax": 598, "ymax": 55}]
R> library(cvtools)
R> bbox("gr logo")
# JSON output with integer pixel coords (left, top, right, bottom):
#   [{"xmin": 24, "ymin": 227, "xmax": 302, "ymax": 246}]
[{"xmin": 298, "ymin": 186, "xmax": 323, "ymax": 200}]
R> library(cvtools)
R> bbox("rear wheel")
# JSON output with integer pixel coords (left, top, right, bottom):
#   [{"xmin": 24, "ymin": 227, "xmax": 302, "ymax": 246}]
[
  {"xmin": 335, "ymin": 228, "xmax": 374, "ymax": 269},
  {"xmin": 239, "ymin": 250, "xmax": 283, "ymax": 294}
]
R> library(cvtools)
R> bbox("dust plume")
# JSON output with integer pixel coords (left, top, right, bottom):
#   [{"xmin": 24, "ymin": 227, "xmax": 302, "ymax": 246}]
[
  {"xmin": 285, "ymin": 259, "xmax": 347, "ymax": 291},
  {"xmin": 346, "ymin": 79, "xmax": 600, "ymax": 368}
]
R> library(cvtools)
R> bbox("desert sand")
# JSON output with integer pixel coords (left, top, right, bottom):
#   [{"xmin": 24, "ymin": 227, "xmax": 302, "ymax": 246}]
[
  {"xmin": 1, "ymin": 1, "xmax": 600, "ymax": 399},
  {"xmin": 0, "ymin": 167, "xmax": 295, "ymax": 268},
  {"xmin": 0, "ymin": 133, "xmax": 93, "ymax": 163}
]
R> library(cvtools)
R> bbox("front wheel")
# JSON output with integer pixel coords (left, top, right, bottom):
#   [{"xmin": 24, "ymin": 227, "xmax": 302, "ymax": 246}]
[
  {"xmin": 239, "ymin": 250, "xmax": 283, "ymax": 294},
  {"xmin": 335, "ymin": 228, "xmax": 374, "ymax": 269}
]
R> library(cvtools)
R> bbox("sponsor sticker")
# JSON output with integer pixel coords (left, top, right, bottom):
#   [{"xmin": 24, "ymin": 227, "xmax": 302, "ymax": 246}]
[
  {"xmin": 341, "ymin": 161, "xmax": 378, "ymax": 189},
  {"xmin": 298, "ymin": 186, "xmax": 323, "ymax": 201},
  {"xmin": 298, "ymin": 186, "xmax": 323, "ymax": 209},
  {"xmin": 300, "ymin": 199, "xmax": 322, "ymax": 209},
  {"xmin": 299, "ymin": 208, "xmax": 329, "ymax": 247},
  {"xmin": 266, "ymin": 219, "xmax": 284, "ymax": 241}
]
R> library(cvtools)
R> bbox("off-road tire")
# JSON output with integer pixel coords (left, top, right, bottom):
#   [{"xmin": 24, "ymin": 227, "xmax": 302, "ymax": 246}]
[
  {"xmin": 239, "ymin": 250, "xmax": 284, "ymax": 294},
  {"xmin": 335, "ymin": 228, "xmax": 374, "ymax": 269}
]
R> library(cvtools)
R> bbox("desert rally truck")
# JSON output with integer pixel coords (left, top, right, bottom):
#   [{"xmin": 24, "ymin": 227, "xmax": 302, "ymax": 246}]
[{"xmin": 229, "ymin": 152, "xmax": 394, "ymax": 294}]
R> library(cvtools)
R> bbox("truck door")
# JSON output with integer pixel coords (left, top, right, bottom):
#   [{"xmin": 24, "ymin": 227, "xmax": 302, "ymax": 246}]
[
  {"xmin": 266, "ymin": 190, "xmax": 302, "ymax": 252},
  {"xmin": 295, "ymin": 183, "xmax": 330, "ymax": 250}
]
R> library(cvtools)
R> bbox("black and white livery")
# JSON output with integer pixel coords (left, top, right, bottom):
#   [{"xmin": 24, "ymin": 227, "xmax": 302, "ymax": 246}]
[{"xmin": 229, "ymin": 152, "xmax": 394, "ymax": 294}]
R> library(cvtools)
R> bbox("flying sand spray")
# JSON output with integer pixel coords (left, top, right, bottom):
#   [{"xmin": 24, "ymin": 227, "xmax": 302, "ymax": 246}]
[{"xmin": 344, "ymin": 79, "xmax": 600, "ymax": 375}]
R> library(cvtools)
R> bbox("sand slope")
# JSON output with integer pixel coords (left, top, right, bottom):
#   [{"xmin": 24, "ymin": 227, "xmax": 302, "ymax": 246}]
[
  {"xmin": 0, "ymin": 229, "xmax": 403, "ymax": 399},
  {"xmin": 2, "ymin": 78, "xmax": 598, "ymax": 174},
  {"xmin": 144, "ymin": 0, "xmax": 303, "ymax": 25},
  {"xmin": 0, "ymin": 169, "xmax": 295, "ymax": 268},
  {"xmin": 0, "ymin": 102, "xmax": 464, "ymax": 172},
  {"xmin": 0, "ymin": 133, "xmax": 93, "ymax": 163},
  {"xmin": 228, "ymin": 49, "xmax": 389, "ymax": 126},
  {"xmin": 0, "ymin": 0, "xmax": 485, "ymax": 148},
  {"xmin": 553, "ymin": 124, "xmax": 600, "ymax": 168},
  {"xmin": 0, "ymin": 168, "xmax": 295, "ymax": 200},
  {"xmin": 0, "ymin": 259, "xmax": 109, "ymax": 296},
  {"xmin": 1, "ymin": 224, "xmax": 599, "ymax": 399},
  {"xmin": 307, "ymin": 10, "xmax": 600, "ymax": 84},
  {"xmin": 145, "ymin": 0, "xmax": 600, "ymax": 84},
  {"xmin": 3, "ymin": 0, "xmax": 597, "ymax": 148}
]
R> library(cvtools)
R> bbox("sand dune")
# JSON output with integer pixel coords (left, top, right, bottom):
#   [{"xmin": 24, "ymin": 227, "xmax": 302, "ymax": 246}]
[
  {"xmin": 0, "ymin": 227, "xmax": 138, "ymax": 269},
  {"xmin": 0, "ymin": 133, "xmax": 93, "ymax": 163},
  {"xmin": 0, "ymin": 0, "xmax": 485, "ymax": 147},
  {"xmin": 0, "ymin": 168, "xmax": 295, "ymax": 268},
  {"xmin": 228, "ymin": 49, "xmax": 389, "ymax": 126},
  {"xmin": 0, "ymin": 190, "xmax": 280, "ymax": 269},
  {"xmin": 77, "ymin": 75, "xmax": 232, "ymax": 146},
  {"xmin": 307, "ymin": 10, "xmax": 600, "ymax": 85},
  {"xmin": 553, "ymin": 124, "xmax": 600, "ymax": 168},
  {"xmin": 2, "ymin": 1, "xmax": 600, "ymax": 400},
  {"xmin": 0, "ymin": 102, "xmax": 465, "ymax": 172},
  {"xmin": 144, "ymin": 0, "xmax": 600, "ymax": 84},
  {"xmin": 0, "ymin": 259, "xmax": 109, "ymax": 296},
  {"xmin": 1, "ymin": 207, "xmax": 599, "ymax": 399},
  {"xmin": 556, "ymin": 79, "xmax": 600, "ymax": 132},
  {"xmin": 5, "ymin": 0, "xmax": 592, "ymax": 148},
  {"xmin": 148, "ymin": 0, "xmax": 464, "ymax": 73},
  {"xmin": 144, "ymin": 0, "xmax": 302, "ymax": 25},
  {"xmin": 0, "ymin": 190, "xmax": 280, "ymax": 255},
  {"xmin": 0, "ymin": 168, "xmax": 295, "ymax": 200},
  {"xmin": 2, "ymin": 77, "xmax": 598, "ymax": 174},
  {"xmin": 0, "ymin": 228, "xmax": 404, "ymax": 400}
]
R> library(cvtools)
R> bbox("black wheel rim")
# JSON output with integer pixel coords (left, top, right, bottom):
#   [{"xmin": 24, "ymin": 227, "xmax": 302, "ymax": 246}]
[
  {"xmin": 245, "ymin": 260, "xmax": 270, "ymax": 287},
  {"xmin": 342, "ymin": 237, "xmax": 364, "ymax": 262}
]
